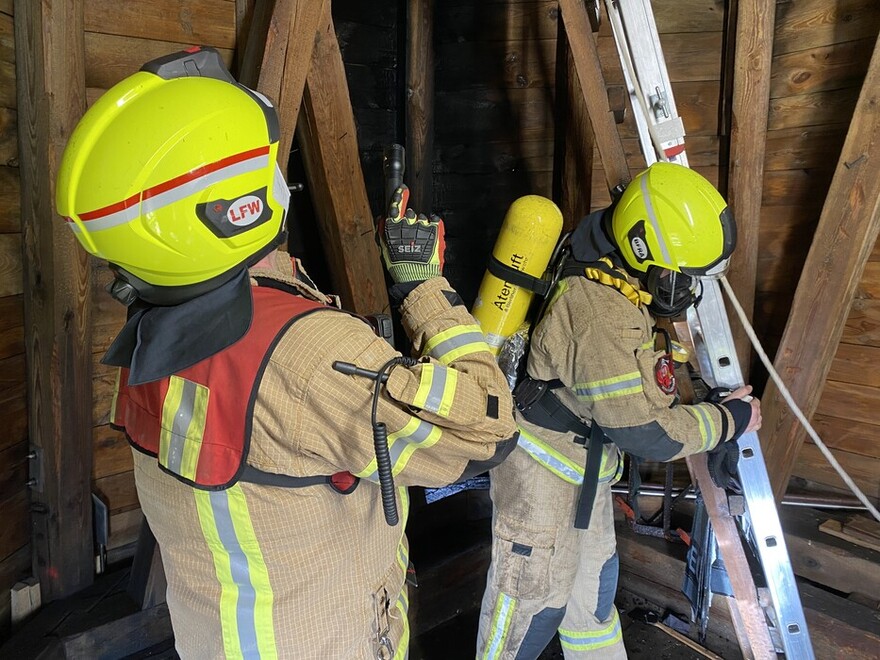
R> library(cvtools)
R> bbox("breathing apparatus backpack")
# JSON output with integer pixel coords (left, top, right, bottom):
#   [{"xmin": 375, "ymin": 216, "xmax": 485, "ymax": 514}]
[
  {"xmin": 470, "ymin": 195, "xmax": 565, "ymax": 386},
  {"xmin": 470, "ymin": 195, "xmax": 631, "ymax": 529}
]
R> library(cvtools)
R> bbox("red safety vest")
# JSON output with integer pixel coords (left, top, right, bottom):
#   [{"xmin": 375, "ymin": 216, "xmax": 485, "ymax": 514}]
[{"xmin": 112, "ymin": 284, "xmax": 357, "ymax": 492}]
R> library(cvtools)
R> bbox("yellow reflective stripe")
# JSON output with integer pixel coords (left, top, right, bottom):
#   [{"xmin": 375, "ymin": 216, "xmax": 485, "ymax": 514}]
[
  {"xmin": 158, "ymin": 377, "xmax": 185, "ymax": 467},
  {"xmin": 412, "ymin": 364, "xmax": 435, "ymax": 409},
  {"xmin": 392, "ymin": 424, "xmax": 441, "ymax": 476},
  {"xmin": 482, "ymin": 592, "xmax": 516, "ymax": 660},
  {"xmin": 517, "ymin": 427, "xmax": 583, "ymax": 484},
  {"xmin": 611, "ymin": 449, "xmax": 626, "ymax": 483},
  {"xmin": 436, "ymin": 368, "xmax": 458, "ymax": 417},
  {"xmin": 159, "ymin": 376, "xmax": 210, "ymax": 480},
  {"xmin": 179, "ymin": 383, "xmax": 210, "ymax": 481},
  {"xmin": 355, "ymin": 418, "xmax": 442, "ymax": 481},
  {"xmin": 559, "ymin": 609, "xmax": 622, "ymax": 651},
  {"xmin": 686, "ymin": 404, "xmax": 717, "ymax": 452},
  {"xmin": 598, "ymin": 447, "xmax": 621, "ymax": 481},
  {"xmin": 573, "ymin": 371, "xmax": 643, "ymax": 402},
  {"xmin": 518, "ymin": 427, "xmax": 620, "ymax": 483},
  {"xmin": 392, "ymin": 588, "xmax": 410, "ymax": 660},
  {"xmin": 393, "ymin": 487, "xmax": 412, "ymax": 660},
  {"xmin": 422, "ymin": 324, "xmax": 490, "ymax": 364},
  {"xmin": 110, "ymin": 368, "xmax": 122, "ymax": 424},
  {"xmin": 398, "ymin": 485, "xmax": 410, "ymax": 526},
  {"xmin": 412, "ymin": 364, "xmax": 459, "ymax": 417},
  {"xmin": 195, "ymin": 486, "xmax": 277, "ymax": 659}
]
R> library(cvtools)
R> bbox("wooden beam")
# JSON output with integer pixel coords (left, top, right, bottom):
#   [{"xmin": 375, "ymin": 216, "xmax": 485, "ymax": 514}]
[
  {"xmin": 685, "ymin": 454, "xmax": 776, "ymax": 657},
  {"xmin": 14, "ymin": 0, "xmax": 93, "ymax": 600},
  {"xmin": 723, "ymin": 0, "xmax": 775, "ymax": 379},
  {"xmin": 553, "ymin": 22, "xmax": 594, "ymax": 232},
  {"xmin": 237, "ymin": 0, "xmax": 274, "ymax": 88},
  {"xmin": 405, "ymin": 0, "xmax": 434, "ymax": 213},
  {"xmin": 259, "ymin": 0, "xmax": 325, "ymax": 175},
  {"xmin": 236, "ymin": 0, "xmax": 329, "ymax": 177},
  {"xmin": 762, "ymin": 34, "xmax": 880, "ymax": 501},
  {"xmin": 297, "ymin": 3, "xmax": 390, "ymax": 315},
  {"xmin": 234, "ymin": 0, "xmax": 257, "ymax": 75},
  {"xmin": 558, "ymin": 0, "xmax": 630, "ymax": 192},
  {"xmin": 50, "ymin": 604, "xmax": 173, "ymax": 659},
  {"xmin": 616, "ymin": 522, "xmax": 880, "ymax": 660}
]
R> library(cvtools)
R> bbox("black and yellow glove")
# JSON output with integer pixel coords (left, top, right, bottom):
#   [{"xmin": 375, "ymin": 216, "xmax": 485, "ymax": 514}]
[{"xmin": 378, "ymin": 185, "xmax": 445, "ymax": 286}]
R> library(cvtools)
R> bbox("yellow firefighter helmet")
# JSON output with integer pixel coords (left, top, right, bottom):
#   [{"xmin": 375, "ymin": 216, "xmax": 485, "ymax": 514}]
[
  {"xmin": 611, "ymin": 162, "xmax": 735, "ymax": 276},
  {"xmin": 56, "ymin": 47, "xmax": 289, "ymax": 305}
]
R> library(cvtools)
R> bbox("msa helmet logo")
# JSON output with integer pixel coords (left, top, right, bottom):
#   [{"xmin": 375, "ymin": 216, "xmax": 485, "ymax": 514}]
[
  {"xmin": 631, "ymin": 236, "xmax": 649, "ymax": 260},
  {"xmin": 227, "ymin": 195, "xmax": 264, "ymax": 226},
  {"xmin": 627, "ymin": 220, "xmax": 653, "ymax": 264}
]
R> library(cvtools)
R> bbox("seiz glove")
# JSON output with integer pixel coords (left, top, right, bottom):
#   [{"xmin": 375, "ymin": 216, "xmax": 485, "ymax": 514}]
[{"xmin": 378, "ymin": 185, "xmax": 445, "ymax": 286}]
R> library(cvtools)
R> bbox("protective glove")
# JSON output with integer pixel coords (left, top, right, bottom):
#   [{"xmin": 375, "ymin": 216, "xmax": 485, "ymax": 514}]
[
  {"xmin": 707, "ymin": 440, "xmax": 741, "ymax": 493},
  {"xmin": 378, "ymin": 185, "xmax": 445, "ymax": 286}
]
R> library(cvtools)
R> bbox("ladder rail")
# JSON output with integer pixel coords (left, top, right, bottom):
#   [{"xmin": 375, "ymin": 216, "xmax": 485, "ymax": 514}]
[
  {"xmin": 603, "ymin": 0, "xmax": 688, "ymax": 166},
  {"xmin": 689, "ymin": 282, "xmax": 815, "ymax": 659},
  {"xmin": 601, "ymin": 1, "xmax": 815, "ymax": 657}
]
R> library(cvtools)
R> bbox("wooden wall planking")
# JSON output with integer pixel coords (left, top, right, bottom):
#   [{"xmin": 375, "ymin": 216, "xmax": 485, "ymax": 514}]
[
  {"xmin": 83, "ymin": 0, "xmax": 235, "ymax": 49},
  {"xmin": 755, "ymin": 0, "xmax": 880, "ymax": 498},
  {"xmin": 76, "ymin": 1, "xmax": 241, "ymax": 530},
  {"xmin": 0, "ymin": 0, "xmax": 30, "ymax": 638}
]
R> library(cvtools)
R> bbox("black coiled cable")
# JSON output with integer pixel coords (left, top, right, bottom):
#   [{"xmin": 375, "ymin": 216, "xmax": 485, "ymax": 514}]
[{"xmin": 334, "ymin": 355, "xmax": 419, "ymax": 526}]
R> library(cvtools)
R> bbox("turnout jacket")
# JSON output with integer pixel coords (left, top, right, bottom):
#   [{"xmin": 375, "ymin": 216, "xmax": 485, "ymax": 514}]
[
  {"xmin": 516, "ymin": 272, "xmax": 738, "ymax": 486},
  {"xmin": 125, "ymin": 253, "xmax": 517, "ymax": 659}
]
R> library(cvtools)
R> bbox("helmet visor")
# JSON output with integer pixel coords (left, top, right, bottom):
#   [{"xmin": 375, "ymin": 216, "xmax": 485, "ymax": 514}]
[{"xmin": 680, "ymin": 206, "xmax": 737, "ymax": 277}]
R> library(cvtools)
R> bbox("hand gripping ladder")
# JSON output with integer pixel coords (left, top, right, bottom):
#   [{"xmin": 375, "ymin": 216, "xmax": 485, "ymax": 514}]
[{"xmin": 599, "ymin": 1, "xmax": 814, "ymax": 657}]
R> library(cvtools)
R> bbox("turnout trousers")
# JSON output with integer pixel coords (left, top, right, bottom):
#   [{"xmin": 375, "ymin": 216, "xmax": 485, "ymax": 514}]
[{"xmin": 477, "ymin": 445, "xmax": 627, "ymax": 659}]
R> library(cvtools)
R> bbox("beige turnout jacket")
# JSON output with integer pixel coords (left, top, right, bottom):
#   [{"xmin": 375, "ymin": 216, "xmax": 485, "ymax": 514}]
[
  {"xmin": 131, "ymin": 253, "xmax": 516, "ymax": 659},
  {"xmin": 517, "ymin": 273, "xmax": 738, "ymax": 482}
]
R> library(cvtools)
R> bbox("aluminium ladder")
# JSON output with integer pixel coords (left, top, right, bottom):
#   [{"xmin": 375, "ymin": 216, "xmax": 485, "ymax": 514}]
[{"xmin": 597, "ymin": 1, "xmax": 814, "ymax": 657}]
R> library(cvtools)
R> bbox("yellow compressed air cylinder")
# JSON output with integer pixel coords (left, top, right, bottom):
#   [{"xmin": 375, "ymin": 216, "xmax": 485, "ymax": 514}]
[{"xmin": 472, "ymin": 195, "xmax": 563, "ymax": 354}]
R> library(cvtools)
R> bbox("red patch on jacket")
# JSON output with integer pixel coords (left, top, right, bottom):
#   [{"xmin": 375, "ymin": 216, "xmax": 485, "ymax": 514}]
[{"xmin": 655, "ymin": 354, "xmax": 677, "ymax": 394}]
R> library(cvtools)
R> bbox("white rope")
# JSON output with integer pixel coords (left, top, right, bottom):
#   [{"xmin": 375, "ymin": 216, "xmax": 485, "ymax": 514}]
[{"xmin": 720, "ymin": 275, "xmax": 880, "ymax": 522}]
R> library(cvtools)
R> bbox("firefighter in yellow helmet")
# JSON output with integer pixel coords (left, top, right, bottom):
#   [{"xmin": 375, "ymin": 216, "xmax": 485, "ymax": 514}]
[
  {"xmin": 477, "ymin": 163, "xmax": 762, "ymax": 659},
  {"xmin": 57, "ymin": 47, "xmax": 517, "ymax": 659}
]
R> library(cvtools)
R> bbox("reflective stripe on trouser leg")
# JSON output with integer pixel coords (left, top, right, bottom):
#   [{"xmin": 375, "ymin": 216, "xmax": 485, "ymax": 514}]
[
  {"xmin": 477, "ymin": 445, "xmax": 582, "ymax": 659},
  {"xmin": 558, "ymin": 484, "xmax": 626, "ymax": 659}
]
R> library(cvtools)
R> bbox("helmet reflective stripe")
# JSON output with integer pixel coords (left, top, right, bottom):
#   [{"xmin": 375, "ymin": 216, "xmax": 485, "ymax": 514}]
[
  {"xmin": 66, "ymin": 146, "xmax": 271, "ymax": 233},
  {"xmin": 639, "ymin": 174, "xmax": 672, "ymax": 264}
]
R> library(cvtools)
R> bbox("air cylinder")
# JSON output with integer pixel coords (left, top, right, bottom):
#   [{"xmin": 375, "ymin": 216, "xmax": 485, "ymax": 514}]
[{"xmin": 472, "ymin": 195, "xmax": 563, "ymax": 354}]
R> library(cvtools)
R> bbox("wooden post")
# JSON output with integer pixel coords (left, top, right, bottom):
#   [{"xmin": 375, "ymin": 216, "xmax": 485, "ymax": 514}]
[
  {"xmin": 298, "ymin": 3, "xmax": 390, "ymax": 315},
  {"xmin": 250, "ymin": 0, "xmax": 327, "ymax": 174},
  {"xmin": 234, "ymin": 0, "xmax": 258, "ymax": 75},
  {"xmin": 761, "ymin": 34, "xmax": 880, "ymax": 501},
  {"xmin": 14, "ymin": 0, "xmax": 94, "ymax": 600},
  {"xmin": 405, "ymin": 0, "xmax": 434, "ymax": 213},
  {"xmin": 557, "ymin": 0, "xmax": 630, "ymax": 192},
  {"xmin": 553, "ymin": 24, "xmax": 594, "ymax": 231},
  {"xmin": 237, "ymin": 0, "xmax": 275, "ymax": 87},
  {"xmin": 723, "ymin": 0, "xmax": 775, "ymax": 379}
]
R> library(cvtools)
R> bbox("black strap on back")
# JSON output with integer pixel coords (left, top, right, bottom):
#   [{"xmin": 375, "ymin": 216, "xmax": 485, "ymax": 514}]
[
  {"xmin": 488, "ymin": 256, "xmax": 552, "ymax": 297},
  {"xmin": 513, "ymin": 376, "xmax": 611, "ymax": 530}
]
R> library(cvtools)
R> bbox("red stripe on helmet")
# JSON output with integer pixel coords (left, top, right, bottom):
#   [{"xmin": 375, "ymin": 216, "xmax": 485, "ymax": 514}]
[
  {"xmin": 76, "ymin": 145, "xmax": 272, "ymax": 222},
  {"xmin": 79, "ymin": 193, "xmax": 140, "ymax": 221}
]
